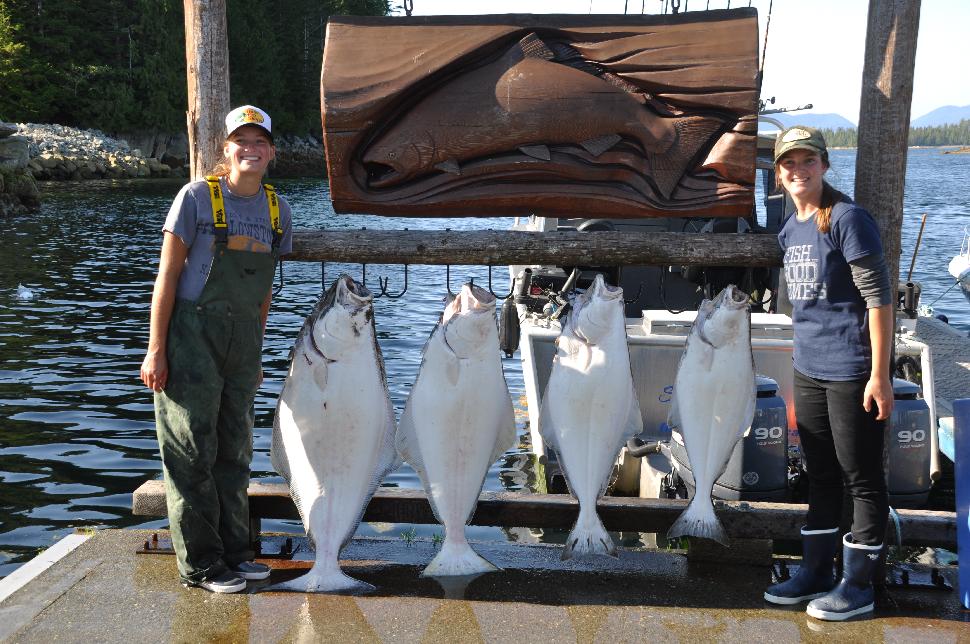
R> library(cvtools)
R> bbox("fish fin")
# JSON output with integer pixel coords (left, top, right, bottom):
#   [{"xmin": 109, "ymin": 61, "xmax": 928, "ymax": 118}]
[
  {"xmin": 395, "ymin": 401, "xmax": 426, "ymax": 480},
  {"xmin": 266, "ymin": 568, "xmax": 374, "ymax": 594},
  {"xmin": 444, "ymin": 355, "xmax": 461, "ymax": 387},
  {"xmin": 625, "ymin": 388, "xmax": 644, "ymax": 437},
  {"xmin": 517, "ymin": 32, "xmax": 555, "ymax": 60},
  {"xmin": 563, "ymin": 507, "xmax": 616, "ymax": 560},
  {"xmin": 650, "ymin": 115, "xmax": 724, "ymax": 199},
  {"xmin": 537, "ymin": 383, "xmax": 560, "ymax": 457},
  {"xmin": 434, "ymin": 159, "xmax": 461, "ymax": 175},
  {"xmin": 518, "ymin": 144, "xmax": 551, "ymax": 161},
  {"xmin": 666, "ymin": 497, "xmax": 729, "ymax": 546},
  {"xmin": 422, "ymin": 542, "xmax": 501, "ymax": 577},
  {"xmin": 666, "ymin": 389, "xmax": 681, "ymax": 434},
  {"xmin": 311, "ymin": 359, "xmax": 328, "ymax": 391},
  {"xmin": 488, "ymin": 393, "xmax": 518, "ymax": 467},
  {"xmin": 579, "ymin": 134, "xmax": 621, "ymax": 157}
]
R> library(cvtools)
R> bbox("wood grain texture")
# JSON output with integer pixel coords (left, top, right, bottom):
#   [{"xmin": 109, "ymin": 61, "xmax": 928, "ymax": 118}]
[
  {"xmin": 183, "ymin": 0, "xmax": 230, "ymax": 182},
  {"xmin": 285, "ymin": 229, "xmax": 784, "ymax": 267},
  {"xmin": 321, "ymin": 11, "xmax": 760, "ymax": 218}
]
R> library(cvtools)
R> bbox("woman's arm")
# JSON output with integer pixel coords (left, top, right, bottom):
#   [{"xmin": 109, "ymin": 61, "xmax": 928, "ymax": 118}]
[
  {"xmin": 140, "ymin": 232, "xmax": 188, "ymax": 391},
  {"xmin": 863, "ymin": 303, "xmax": 894, "ymax": 420}
]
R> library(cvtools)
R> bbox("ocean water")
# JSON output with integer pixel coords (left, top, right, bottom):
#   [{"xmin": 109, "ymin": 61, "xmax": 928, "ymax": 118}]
[{"xmin": 0, "ymin": 147, "xmax": 966, "ymax": 577}]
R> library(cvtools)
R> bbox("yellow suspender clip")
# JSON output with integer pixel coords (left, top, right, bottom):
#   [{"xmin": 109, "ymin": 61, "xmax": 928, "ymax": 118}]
[
  {"xmin": 205, "ymin": 176, "xmax": 282, "ymax": 243},
  {"xmin": 205, "ymin": 176, "xmax": 227, "ymax": 230}
]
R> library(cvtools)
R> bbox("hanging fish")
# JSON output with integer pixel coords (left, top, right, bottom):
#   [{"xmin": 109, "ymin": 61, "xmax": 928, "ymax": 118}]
[
  {"xmin": 666, "ymin": 284, "xmax": 756, "ymax": 545},
  {"xmin": 539, "ymin": 274, "xmax": 642, "ymax": 559},
  {"xmin": 396, "ymin": 283, "xmax": 517, "ymax": 576},
  {"xmin": 270, "ymin": 275, "xmax": 398, "ymax": 592}
]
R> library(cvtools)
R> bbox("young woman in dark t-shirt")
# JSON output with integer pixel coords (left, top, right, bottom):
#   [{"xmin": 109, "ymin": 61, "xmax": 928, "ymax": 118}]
[{"xmin": 763, "ymin": 126, "xmax": 893, "ymax": 621}]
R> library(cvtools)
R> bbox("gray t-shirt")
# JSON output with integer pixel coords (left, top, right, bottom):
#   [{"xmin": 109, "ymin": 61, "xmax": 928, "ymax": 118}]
[{"xmin": 163, "ymin": 178, "xmax": 293, "ymax": 301}]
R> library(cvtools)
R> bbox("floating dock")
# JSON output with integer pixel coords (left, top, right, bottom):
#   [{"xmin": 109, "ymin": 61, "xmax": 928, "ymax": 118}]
[{"xmin": 0, "ymin": 529, "xmax": 966, "ymax": 642}]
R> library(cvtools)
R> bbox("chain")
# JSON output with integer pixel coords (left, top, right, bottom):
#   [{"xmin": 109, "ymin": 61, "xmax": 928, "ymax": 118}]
[{"xmin": 403, "ymin": 0, "xmax": 413, "ymax": 16}]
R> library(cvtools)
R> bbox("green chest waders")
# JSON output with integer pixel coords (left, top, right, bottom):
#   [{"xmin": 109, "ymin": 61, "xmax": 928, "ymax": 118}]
[{"xmin": 154, "ymin": 178, "xmax": 281, "ymax": 584}]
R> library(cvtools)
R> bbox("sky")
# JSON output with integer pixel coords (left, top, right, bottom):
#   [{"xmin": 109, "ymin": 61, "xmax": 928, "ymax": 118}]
[{"xmin": 399, "ymin": 0, "xmax": 970, "ymax": 123}]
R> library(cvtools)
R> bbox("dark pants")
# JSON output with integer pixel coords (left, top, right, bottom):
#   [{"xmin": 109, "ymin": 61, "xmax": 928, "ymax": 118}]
[{"xmin": 794, "ymin": 369, "xmax": 888, "ymax": 545}]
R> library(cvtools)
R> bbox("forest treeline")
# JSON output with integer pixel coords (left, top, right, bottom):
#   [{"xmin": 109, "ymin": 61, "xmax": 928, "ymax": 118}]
[
  {"xmin": 0, "ymin": 0, "xmax": 389, "ymax": 136},
  {"xmin": 821, "ymin": 119, "xmax": 970, "ymax": 147}
]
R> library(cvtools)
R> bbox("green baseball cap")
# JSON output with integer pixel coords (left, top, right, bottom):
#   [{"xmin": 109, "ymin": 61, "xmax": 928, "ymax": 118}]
[{"xmin": 773, "ymin": 125, "xmax": 827, "ymax": 163}]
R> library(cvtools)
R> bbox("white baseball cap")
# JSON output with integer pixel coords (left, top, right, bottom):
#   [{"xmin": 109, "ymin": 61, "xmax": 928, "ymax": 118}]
[{"xmin": 225, "ymin": 105, "xmax": 272, "ymax": 139}]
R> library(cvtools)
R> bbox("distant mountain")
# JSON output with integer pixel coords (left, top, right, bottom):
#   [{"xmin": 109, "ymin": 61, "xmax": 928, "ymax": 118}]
[
  {"xmin": 911, "ymin": 105, "xmax": 970, "ymax": 127},
  {"xmin": 766, "ymin": 112, "xmax": 857, "ymax": 130}
]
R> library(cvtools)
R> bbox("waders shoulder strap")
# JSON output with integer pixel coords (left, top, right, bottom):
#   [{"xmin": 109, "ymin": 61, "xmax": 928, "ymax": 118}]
[
  {"xmin": 263, "ymin": 183, "xmax": 283, "ymax": 250},
  {"xmin": 204, "ymin": 176, "xmax": 228, "ymax": 244}
]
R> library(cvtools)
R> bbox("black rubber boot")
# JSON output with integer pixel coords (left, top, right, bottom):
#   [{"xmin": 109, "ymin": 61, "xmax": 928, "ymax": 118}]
[
  {"xmin": 764, "ymin": 526, "xmax": 839, "ymax": 605},
  {"xmin": 806, "ymin": 533, "xmax": 881, "ymax": 621}
]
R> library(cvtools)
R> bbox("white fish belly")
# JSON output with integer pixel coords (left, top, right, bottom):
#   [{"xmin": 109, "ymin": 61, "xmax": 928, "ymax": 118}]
[
  {"xmin": 408, "ymin": 355, "xmax": 510, "ymax": 528},
  {"xmin": 277, "ymin": 356, "xmax": 393, "ymax": 553},
  {"xmin": 543, "ymin": 341, "xmax": 634, "ymax": 503},
  {"xmin": 675, "ymin": 345, "xmax": 754, "ymax": 493}
]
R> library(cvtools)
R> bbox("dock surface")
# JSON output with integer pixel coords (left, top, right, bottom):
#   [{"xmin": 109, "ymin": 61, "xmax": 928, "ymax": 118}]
[
  {"xmin": 0, "ymin": 530, "xmax": 966, "ymax": 642},
  {"xmin": 911, "ymin": 315, "xmax": 970, "ymax": 415}
]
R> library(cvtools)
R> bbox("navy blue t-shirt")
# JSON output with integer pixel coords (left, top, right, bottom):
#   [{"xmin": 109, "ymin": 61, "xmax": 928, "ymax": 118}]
[{"xmin": 778, "ymin": 198, "xmax": 884, "ymax": 380}]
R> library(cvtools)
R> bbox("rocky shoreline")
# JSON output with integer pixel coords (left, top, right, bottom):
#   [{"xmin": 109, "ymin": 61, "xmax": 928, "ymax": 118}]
[{"xmin": 0, "ymin": 122, "xmax": 325, "ymax": 217}]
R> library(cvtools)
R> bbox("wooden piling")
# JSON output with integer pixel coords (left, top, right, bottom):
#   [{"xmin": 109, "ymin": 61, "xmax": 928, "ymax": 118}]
[
  {"xmin": 183, "ymin": 0, "xmax": 230, "ymax": 181},
  {"xmin": 854, "ymin": 0, "xmax": 922, "ymax": 290}
]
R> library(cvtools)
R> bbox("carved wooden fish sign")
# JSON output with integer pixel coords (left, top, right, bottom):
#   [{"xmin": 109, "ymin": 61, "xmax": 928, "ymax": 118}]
[{"xmin": 362, "ymin": 33, "xmax": 723, "ymax": 199}]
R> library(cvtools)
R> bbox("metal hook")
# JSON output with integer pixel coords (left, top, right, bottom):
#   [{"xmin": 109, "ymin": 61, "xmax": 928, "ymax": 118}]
[
  {"xmin": 273, "ymin": 259, "xmax": 285, "ymax": 296},
  {"xmin": 624, "ymin": 282, "xmax": 645, "ymax": 305},
  {"xmin": 487, "ymin": 265, "xmax": 513, "ymax": 299},
  {"xmin": 378, "ymin": 264, "xmax": 409, "ymax": 299}
]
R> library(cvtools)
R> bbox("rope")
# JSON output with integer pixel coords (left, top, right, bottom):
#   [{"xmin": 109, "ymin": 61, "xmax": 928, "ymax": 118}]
[
  {"xmin": 926, "ymin": 280, "xmax": 960, "ymax": 308},
  {"xmin": 760, "ymin": 0, "xmax": 773, "ymax": 75},
  {"xmin": 403, "ymin": 0, "xmax": 413, "ymax": 16}
]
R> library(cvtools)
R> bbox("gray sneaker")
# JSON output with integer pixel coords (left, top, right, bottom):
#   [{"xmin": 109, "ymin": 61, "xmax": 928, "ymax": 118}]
[
  {"xmin": 230, "ymin": 561, "xmax": 271, "ymax": 580},
  {"xmin": 193, "ymin": 571, "xmax": 246, "ymax": 594}
]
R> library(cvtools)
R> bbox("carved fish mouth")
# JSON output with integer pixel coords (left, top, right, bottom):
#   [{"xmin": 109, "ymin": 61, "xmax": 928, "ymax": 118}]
[{"xmin": 365, "ymin": 161, "xmax": 401, "ymax": 187}]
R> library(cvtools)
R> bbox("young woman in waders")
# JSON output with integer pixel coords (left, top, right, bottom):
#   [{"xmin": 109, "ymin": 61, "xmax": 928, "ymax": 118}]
[
  {"xmin": 140, "ymin": 105, "xmax": 293, "ymax": 593},
  {"xmin": 763, "ymin": 126, "xmax": 893, "ymax": 621}
]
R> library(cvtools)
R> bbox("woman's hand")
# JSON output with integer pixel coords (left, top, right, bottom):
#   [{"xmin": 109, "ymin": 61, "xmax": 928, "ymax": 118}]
[
  {"xmin": 141, "ymin": 350, "xmax": 168, "ymax": 392},
  {"xmin": 863, "ymin": 374, "xmax": 893, "ymax": 421}
]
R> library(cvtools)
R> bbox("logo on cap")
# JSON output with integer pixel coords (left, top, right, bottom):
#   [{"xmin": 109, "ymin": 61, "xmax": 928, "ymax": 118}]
[
  {"xmin": 235, "ymin": 107, "xmax": 265, "ymax": 125},
  {"xmin": 783, "ymin": 128, "xmax": 813, "ymax": 142}
]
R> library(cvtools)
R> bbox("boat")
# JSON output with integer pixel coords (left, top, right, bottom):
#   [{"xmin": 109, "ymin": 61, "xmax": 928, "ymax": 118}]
[
  {"xmin": 507, "ymin": 117, "xmax": 940, "ymax": 511},
  {"xmin": 947, "ymin": 225, "xmax": 970, "ymax": 305}
]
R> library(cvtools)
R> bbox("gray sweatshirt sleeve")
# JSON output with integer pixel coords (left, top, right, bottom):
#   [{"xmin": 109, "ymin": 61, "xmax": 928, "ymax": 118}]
[{"xmin": 849, "ymin": 253, "xmax": 892, "ymax": 308}]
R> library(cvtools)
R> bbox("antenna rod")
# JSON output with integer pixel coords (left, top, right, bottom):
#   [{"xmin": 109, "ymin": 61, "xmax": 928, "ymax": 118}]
[{"xmin": 906, "ymin": 213, "xmax": 928, "ymax": 283}]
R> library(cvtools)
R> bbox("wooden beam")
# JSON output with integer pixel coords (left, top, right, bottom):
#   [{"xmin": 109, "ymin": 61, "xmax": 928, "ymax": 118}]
[
  {"xmin": 287, "ymin": 229, "xmax": 784, "ymax": 267},
  {"xmin": 855, "ymin": 0, "xmax": 921, "ymax": 290},
  {"xmin": 183, "ymin": 0, "xmax": 230, "ymax": 182},
  {"xmin": 131, "ymin": 480, "xmax": 957, "ymax": 548}
]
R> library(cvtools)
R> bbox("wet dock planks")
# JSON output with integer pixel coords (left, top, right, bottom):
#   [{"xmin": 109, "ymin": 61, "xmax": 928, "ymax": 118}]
[{"xmin": 0, "ymin": 529, "xmax": 966, "ymax": 642}]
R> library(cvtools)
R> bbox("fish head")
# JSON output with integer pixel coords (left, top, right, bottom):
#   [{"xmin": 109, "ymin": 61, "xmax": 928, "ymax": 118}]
[
  {"xmin": 302, "ymin": 275, "xmax": 375, "ymax": 361},
  {"xmin": 696, "ymin": 284, "xmax": 750, "ymax": 348},
  {"xmin": 362, "ymin": 128, "xmax": 435, "ymax": 188},
  {"xmin": 569, "ymin": 274, "xmax": 624, "ymax": 344},
  {"xmin": 440, "ymin": 282, "xmax": 497, "ymax": 358}
]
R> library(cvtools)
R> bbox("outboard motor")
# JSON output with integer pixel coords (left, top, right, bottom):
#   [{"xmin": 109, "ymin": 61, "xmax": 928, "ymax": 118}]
[
  {"xmin": 666, "ymin": 375, "xmax": 789, "ymax": 501},
  {"xmin": 887, "ymin": 378, "xmax": 932, "ymax": 508}
]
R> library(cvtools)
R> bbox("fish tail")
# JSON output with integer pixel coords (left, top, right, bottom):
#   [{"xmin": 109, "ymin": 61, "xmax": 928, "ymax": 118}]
[
  {"xmin": 422, "ymin": 541, "xmax": 501, "ymax": 577},
  {"xmin": 562, "ymin": 506, "xmax": 616, "ymax": 560},
  {"xmin": 666, "ymin": 496, "xmax": 729, "ymax": 546},
  {"xmin": 267, "ymin": 565, "xmax": 375, "ymax": 594},
  {"xmin": 651, "ymin": 115, "xmax": 725, "ymax": 199}
]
